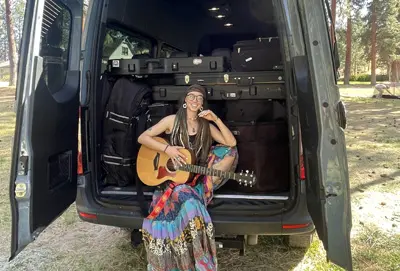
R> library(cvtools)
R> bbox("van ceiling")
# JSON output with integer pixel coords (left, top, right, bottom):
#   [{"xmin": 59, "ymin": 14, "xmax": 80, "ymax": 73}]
[{"xmin": 107, "ymin": 0, "xmax": 277, "ymax": 53}]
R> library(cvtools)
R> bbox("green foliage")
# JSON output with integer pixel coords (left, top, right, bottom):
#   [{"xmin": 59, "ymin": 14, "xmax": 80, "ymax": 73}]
[
  {"xmin": 349, "ymin": 73, "xmax": 389, "ymax": 81},
  {"xmin": 0, "ymin": 0, "xmax": 25, "ymax": 62},
  {"xmin": 362, "ymin": 0, "xmax": 400, "ymax": 66}
]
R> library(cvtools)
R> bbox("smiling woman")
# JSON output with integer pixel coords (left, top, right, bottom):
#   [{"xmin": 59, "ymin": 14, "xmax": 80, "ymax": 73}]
[{"xmin": 137, "ymin": 84, "xmax": 238, "ymax": 270}]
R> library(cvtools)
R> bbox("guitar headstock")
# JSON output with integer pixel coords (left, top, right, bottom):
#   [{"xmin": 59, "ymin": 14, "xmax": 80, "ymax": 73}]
[{"xmin": 237, "ymin": 170, "xmax": 257, "ymax": 187}]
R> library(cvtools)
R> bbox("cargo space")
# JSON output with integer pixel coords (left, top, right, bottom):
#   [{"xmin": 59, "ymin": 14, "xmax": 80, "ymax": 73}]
[
  {"xmin": 89, "ymin": 0, "xmax": 299, "ymax": 207},
  {"xmin": 97, "ymin": 99, "xmax": 291, "ymax": 203}
]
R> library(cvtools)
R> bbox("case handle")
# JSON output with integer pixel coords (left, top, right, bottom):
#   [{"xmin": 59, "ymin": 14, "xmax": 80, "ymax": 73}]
[
  {"xmin": 220, "ymin": 89, "xmax": 242, "ymax": 100},
  {"xmin": 145, "ymin": 59, "xmax": 164, "ymax": 70}
]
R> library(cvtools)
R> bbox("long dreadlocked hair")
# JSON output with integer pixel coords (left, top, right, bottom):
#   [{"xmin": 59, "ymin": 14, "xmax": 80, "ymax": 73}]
[{"xmin": 170, "ymin": 95, "xmax": 213, "ymax": 166}]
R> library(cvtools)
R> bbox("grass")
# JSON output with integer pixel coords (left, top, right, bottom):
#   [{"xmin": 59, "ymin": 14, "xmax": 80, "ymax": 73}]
[
  {"xmin": 0, "ymin": 85, "xmax": 399, "ymax": 270},
  {"xmin": 337, "ymin": 81, "xmax": 378, "ymax": 85}
]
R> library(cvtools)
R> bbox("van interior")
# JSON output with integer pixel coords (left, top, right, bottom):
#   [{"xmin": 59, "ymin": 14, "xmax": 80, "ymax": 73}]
[{"xmin": 89, "ymin": 0, "xmax": 300, "ymax": 212}]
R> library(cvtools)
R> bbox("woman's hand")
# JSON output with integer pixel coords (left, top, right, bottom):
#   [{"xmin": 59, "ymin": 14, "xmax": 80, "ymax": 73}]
[
  {"xmin": 198, "ymin": 109, "xmax": 218, "ymax": 122},
  {"xmin": 165, "ymin": 146, "xmax": 187, "ymax": 167}
]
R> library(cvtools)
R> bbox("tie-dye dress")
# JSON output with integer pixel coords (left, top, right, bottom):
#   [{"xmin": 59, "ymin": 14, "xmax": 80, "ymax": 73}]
[{"xmin": 142, "ymin": 144, "xmax": 238, "ymax": 271}]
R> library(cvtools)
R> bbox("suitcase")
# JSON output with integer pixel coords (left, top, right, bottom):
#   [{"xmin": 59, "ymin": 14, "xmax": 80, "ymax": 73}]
[
  {"xmin": 152, "ymin": 85, "xmax": 285, "ymax": 102},
  {"xmin": 227, "ymin": 121, "xmax": 290, "ymax": 192},
  {"xmin": 107, "ymin": 56, "xmax": 228, "ymax": 75},
  {"xmin": 231, "ymin": 38, "xmax": 283, "ymax": 72},
  {"xmin": 174, "ymin": 71, "xmax": 284, "ymax": 86},
  {"xmin": 224, "ymin": 100, "xmax": 274, "ymax": 122},
  {"xmin": 147, "ymin": 103, "xmax": 176, "ymax": 126}
]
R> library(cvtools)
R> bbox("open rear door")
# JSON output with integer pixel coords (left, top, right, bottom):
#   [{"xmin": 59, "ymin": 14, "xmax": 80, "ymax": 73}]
[
  {"xmin": 293, "ymin": 0, "xmax": 352, "ymax": 270},
  {"xmin": 9, "ymin": 0, "xmax": 82, "ymax": 260}
]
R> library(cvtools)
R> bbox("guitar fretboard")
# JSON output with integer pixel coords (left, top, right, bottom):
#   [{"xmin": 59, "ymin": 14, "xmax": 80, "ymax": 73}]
[{"xmin": 181, "ymin": 164, "xmax": 239, "ymax": 180}]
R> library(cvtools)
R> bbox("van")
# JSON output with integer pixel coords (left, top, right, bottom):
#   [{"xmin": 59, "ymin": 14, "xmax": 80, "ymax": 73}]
[{"xmin": 9, "ymin": 0, "xmax": 352, "ymax": 270}]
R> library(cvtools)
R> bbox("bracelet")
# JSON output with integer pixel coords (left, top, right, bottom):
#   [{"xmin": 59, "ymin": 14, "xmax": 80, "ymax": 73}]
[
  {"xmin": 164, "ymin": 145, "xmax": 169, "ymax": 152},
  {"xmin": 214, "ymin": 117, "xmax": 219, "ymax": 122}
]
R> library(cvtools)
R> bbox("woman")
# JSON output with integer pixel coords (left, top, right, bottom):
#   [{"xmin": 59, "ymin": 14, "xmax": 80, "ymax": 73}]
[{"xmin": 138, "ymin": 84, "xmax": 238, "ymax": 271}]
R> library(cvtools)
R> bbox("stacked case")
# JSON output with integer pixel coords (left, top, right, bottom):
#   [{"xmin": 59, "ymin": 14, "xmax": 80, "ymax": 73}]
[{"xmin": 105, "ymin": 37, "xmax": 289, "ymax": 192}]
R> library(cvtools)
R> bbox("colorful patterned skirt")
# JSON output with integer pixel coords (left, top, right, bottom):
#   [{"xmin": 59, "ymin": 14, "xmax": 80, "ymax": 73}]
[{"xmin": 142, "ymin": 145, "xmax": 238, "ymax": 271}]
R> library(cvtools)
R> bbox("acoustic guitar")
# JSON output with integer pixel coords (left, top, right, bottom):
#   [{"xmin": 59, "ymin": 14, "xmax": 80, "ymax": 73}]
[{"xmin": 136, "ymin": 137, "xmax": 257, "ymax": 187}]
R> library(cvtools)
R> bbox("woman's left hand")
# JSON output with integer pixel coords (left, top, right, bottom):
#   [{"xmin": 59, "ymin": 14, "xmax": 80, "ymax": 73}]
[{"xmin": 198, "ymin": 109, "xmax": 218, "ymax": 122}]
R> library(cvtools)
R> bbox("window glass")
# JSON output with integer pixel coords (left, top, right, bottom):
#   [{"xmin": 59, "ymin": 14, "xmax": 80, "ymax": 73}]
[
  {"xmin": 40, "ymin": 0, "xmax": 71, "ymax": 94},
  {"xmin": 159, "ymin": 44, "xmax": 180, "ymax": 58},
  {"xmin": 102, "ymin": 29, "xmax": 153, "ymax": 70}
]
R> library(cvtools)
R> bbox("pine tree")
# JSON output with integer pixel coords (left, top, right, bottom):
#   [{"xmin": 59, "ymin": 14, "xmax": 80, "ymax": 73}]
[
  {"xmin": 363, "ymin": 0, "xmax": 400, "ymax": 81},
  {"xmin": 343, "ymin": 0, "xmax": 352, "ymax": 84},
  {"xmin": 5, "ymin": 0, "xmax": 17, "ymax": 86}
]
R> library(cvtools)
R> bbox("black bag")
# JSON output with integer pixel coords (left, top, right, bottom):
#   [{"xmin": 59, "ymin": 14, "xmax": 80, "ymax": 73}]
[
  {"xmin": 101, "ymin": 77, "xmax": 152, "ymax": 187},
  {"xmin": 174, "ymin": 71, "xmax": 284, "ymax": 86},
  {"xmin": 97, "ymin": 72, "xmax": 117, "ymax": 145},
  {"xmin": 227, "ymin": 121, "xmax": 290, "ymax": 192},
  {"xmin": 99, "ymin": 71, "xmax": 117, "ymax": 117},
  {"xmin": 231, "ymin": 38, "xmax": 283, "ymax": 72}
]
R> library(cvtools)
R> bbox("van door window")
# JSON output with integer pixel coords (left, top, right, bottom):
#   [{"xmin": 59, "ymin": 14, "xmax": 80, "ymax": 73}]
[
  {"xmin": 101, "ymin": 28, "xmax": 153, "ymax": 70},
  {"xmin": 40, "ymin": 1, "xmax": 72, "ymax": 94},
  {"xmin": 159, "ymin": 44, "xmax": 180, "ymax": 58},
  {"xmin": 323, "ymin": 0, "xmax": 340, "ymax": 80}
]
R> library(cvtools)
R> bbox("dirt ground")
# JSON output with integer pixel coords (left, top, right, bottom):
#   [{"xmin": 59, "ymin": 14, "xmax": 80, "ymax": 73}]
[{"xmin": 0, "ymin": 86, "xmax": 399, "ymax": 271}]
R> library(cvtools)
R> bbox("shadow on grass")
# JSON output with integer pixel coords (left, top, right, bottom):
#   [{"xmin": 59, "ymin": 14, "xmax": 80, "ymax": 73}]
[{"xmin": 350, "ymin": 171, "xmax": 400, "ymax": 194}]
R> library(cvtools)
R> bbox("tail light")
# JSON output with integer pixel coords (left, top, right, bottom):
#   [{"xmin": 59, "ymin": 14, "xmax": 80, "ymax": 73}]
[
  {"xmin": 282, "ymin": 223, "xmax": 310, "ymax": 229},
  {"xmin": 77, "ymin": 107, "xmax": 83, "ymax": 175},
  {"xmin": 78, "ymin": 212, "xmax": 97, "ymax": 220},
  {"xmin": 300, "ymin": 154, "xmax": 306, "ymax": 180}
]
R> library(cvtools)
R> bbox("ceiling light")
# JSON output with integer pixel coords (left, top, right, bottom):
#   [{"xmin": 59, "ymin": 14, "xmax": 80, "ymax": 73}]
[
  {"xmin": 209, "ymin": 7, "xmax": 219, "ymax": 11},
  {"xmin": 216, "ymin": 14, "xmax": 225, "ymax": 19},
  {"xmin": 224, "ymin": 23, "xmax": 233, "ymax": 27}
]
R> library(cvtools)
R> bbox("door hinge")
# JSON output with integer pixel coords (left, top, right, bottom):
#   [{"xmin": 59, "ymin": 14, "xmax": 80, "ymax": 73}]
[{"xmin": 18, "ymin": 155, "xmax": 28, "ymax": 175}]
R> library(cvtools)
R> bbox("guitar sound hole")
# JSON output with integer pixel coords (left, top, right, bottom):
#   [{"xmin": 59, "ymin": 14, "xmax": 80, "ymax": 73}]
[{"xmin": 166, "ymin": 159, "xmax": 177, "ymax": 172}]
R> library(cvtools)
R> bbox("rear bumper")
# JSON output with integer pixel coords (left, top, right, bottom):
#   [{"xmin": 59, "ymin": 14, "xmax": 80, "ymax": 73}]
[{"xmin": 76, "ymin": 176, "xmax": 314, "ymax": 236}]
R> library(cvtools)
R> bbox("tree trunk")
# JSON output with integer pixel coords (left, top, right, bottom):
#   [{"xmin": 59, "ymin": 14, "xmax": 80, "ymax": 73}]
[
  {"xmin": 387, "ymin": 62, "xmax": 392, "ymax": 81},
  {"xmin": 5, "ymin": 0, "xmax": 18, "ymax": 86},
  {"xmin": 370, "ymin": 1, "xmax": 377, "ymax": 85},
  {"xmin": 344, "ymin": 15, "xmax": 352, "ymax": 84},
  {"xmin": 330, "ymin": 0, "xmax": 337, "ymax": 47}
]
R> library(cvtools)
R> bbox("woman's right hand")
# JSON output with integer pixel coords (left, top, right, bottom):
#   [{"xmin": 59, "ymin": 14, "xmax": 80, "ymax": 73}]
[{"xmin": 165, "ymin": 146, "xmax": 187, "ymax": 167}]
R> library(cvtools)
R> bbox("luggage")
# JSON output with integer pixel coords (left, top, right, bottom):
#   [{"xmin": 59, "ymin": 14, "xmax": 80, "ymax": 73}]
[
  {"xmin": 147, "ymin": 103, "xmax": 176, "ymax": 126},
  {"xmin": 152, "ymin": 84, "xmax": 285, "ymax": 101},
  {"xmin": 225, "ymin": 100, "xmax": 274, "ymax": 122},
  {"xmin": 97, "ymin": 72, "xmax": 118, "ymax": 146},
  {"xmin": 227, "ymin": 121, "xmax": 290, "ymax": 192},
  {"xmin": 101, "ymin": 78, "xmax": 152, "ymax": 187},
  {"xmin": 174, "ymin": 71, "xmax": 284, "ymax": 86},
  {"xmin": 231, "ymin": 38, "xmax": 283, "ymax": 72},
  {"xmin": 107, "ymin": 56, "xmax": 228, "ymax": 75}
]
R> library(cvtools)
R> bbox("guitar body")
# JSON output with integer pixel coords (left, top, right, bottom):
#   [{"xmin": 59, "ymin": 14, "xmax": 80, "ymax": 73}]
[{"xmin": 137, "ymin": 137, "xmax": 195, "ymax": 186}]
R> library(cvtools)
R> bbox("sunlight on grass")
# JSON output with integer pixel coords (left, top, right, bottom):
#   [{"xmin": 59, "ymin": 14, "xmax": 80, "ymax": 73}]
[
  {"xmin": 352, "ymin": 226, "xmax": 400, "ymax": 271},
  {"xmin": 294, "ymin": 239, "xmax": 342, "ymax": 271},
  {"xmin": 339, "ymin": 87, "xmax": 375, "ymax": 97}
]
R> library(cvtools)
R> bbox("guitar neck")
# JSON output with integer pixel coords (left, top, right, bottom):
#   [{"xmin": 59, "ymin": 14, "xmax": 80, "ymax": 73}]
[{"xmin": 182, "ymin": 164, "xmax": 239, "ymax": 181}]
